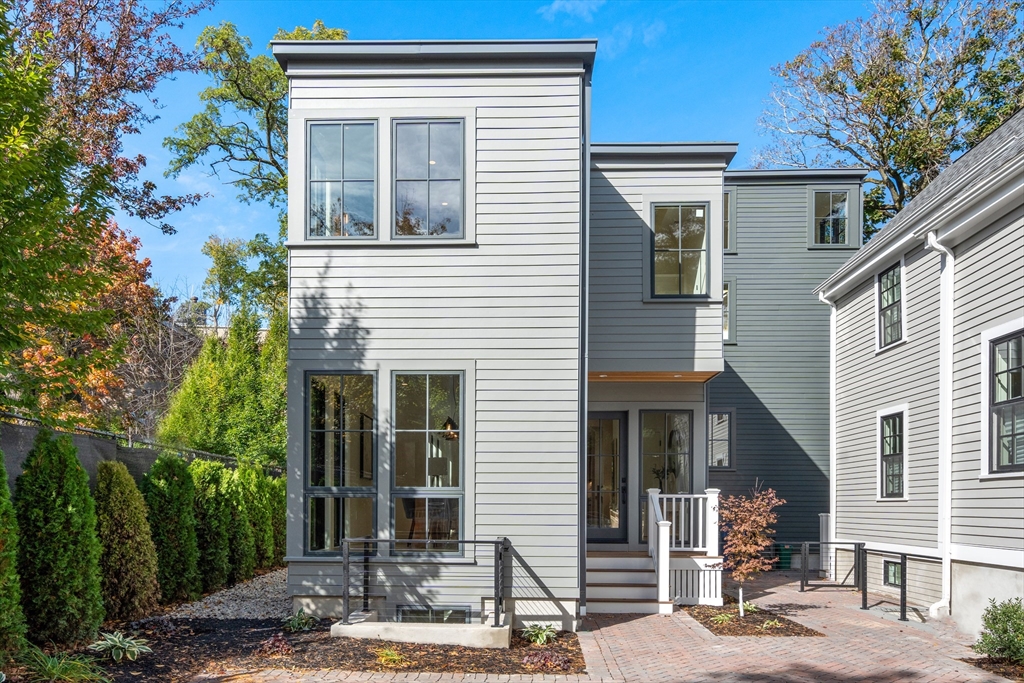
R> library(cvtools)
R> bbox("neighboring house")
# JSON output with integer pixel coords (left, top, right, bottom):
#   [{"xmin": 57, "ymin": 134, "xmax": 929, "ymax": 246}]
[
  {"xmin": 271, "ymin": 38, "xmax": 865, "ymax": 636},
  {"xmin": 816, "ymin": 110, "xmax": 1024, "ymax": 636}
]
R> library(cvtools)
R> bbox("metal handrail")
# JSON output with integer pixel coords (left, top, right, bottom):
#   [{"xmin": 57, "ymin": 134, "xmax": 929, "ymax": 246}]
[{"xmin": 333, "ymin": 537, "xmax": 512, "ymax": 628}]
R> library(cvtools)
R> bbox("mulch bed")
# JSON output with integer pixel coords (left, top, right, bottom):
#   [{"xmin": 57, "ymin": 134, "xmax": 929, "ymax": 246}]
[
  {"xmin": 961, "ymin": 658, "xmax": 1024, "ymax": 682},
  {"xmin": 683, "ymin": 603, "xmax": 825, "ymax": 637},
  {"xmin": 65, "ymin": 618, "xmax": 584, "ymax": 682}
]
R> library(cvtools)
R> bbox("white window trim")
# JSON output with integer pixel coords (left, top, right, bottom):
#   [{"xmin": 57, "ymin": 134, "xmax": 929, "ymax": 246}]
[
  {"xmin": 876, "ymin": 403, "xmax": 909, "ymax": 502},
  {"xmin": 723, "ymin": 186, "xmax": 737, "ymax": 255},
  {"xmin": 807, "ymin": 185, "xmax": 863, "ymax": 249},
  {"xmin": 288, "ymin": 106, "xmax": 478, "ymax": 247},
  {"xmin": 708, "ymin": 408, "xmax": 736, "ymax": 471},
  {"xmin": 978, "ymin": 317, "xmax": 1024, "ymax": 479},
  {"xmin": 874, "ymin": 256, "xmax": 908, "ymax": 354}
]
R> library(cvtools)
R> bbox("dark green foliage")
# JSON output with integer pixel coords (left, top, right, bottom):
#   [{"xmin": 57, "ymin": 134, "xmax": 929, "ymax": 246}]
[
  {"xmin": 141, "ymin": 454, "xmax": 200, "ymax": 602},
  {"xmin": 269, "ymin": 474, "xmax": 286, "ymax": 566},
  {"xmin": 14, "ymin": 431, "xmax": 104, "ymax": 644},
  {"xmin": 188, "ymin": 459, "xmax": 231, "ymax": 592},
  {"xmin": 224, "ymin": 471, "xmax": 255, "ymax": 584},
  {"xmin": 0, "ymin": 453, "xmax": 26, "ymax": 657},
  {"xmin": 94, "ymin": 461, "xmax": 160, "ymax": 620},
  {"xmin": 973, "ymin": 597, "xmax": 1024, "ymax": 664},
  {"xmin": 236, "ymin": 464, "xmax": 274, "ymax": 568}
]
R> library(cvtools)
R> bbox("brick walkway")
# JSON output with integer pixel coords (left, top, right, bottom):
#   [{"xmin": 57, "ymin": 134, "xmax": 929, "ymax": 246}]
[{"xmin": 194, "ymin": 573, "xmax": 1006, "ymax": 682}]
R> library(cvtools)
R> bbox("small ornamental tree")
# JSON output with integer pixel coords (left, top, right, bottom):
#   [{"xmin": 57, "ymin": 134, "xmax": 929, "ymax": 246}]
[
  {"xmin": 15, "ymin": 430, "xmax": 104, "ymax": 643},
  {"xmin": 188, "ymin": 459, "xmax": 231, "ymax": 593},
  {"xmin": 94, "ymin": 461, "xmax": 160, "ymax": 620},
  {"xmin": 142, "ymin": 454, "xmax": 200, "ymax": 602},
  {"xmin": 0, "ymin": 453, "xmax": 26, "ymax": 658},
  {"xmin": 224, "ymin": 471, "xmax": 256, "ymax": 584},
  {"xmin": 269, "ymin": 474, "xmax": 286, "ymax": 566},
  {"xmin": 718, "ymin": 483, "xmax": 786, "ymax": 617}
]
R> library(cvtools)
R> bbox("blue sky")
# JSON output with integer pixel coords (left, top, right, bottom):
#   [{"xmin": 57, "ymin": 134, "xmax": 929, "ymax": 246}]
[{"xmin": 123, "ymin": 0, "xmax": 871, "ymax": 292}]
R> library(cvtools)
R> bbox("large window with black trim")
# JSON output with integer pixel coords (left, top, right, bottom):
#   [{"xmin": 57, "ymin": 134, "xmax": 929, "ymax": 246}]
[
  {"xmin": 880, "ymin": 412, "xmax": 905, "ymax": 498},
  {"xmin": 306, "ymin": 373, "xmax": 376, "ymax": 553},
  {"xmin": 652, "ymin": 204, "xmax": 708, "ymax": 296},
  {"xmin": 393, "ymin": 373, "xmax": 464, "ymax": 551},
  {"xmin": 878, "ymin": 263, "xmax": 903, "ymax": 348},
  {"xmin": 991, "ymin": 332, "xmax": 1023, "ymax": 472},
  {"xmin": 812, "ymin": 190, "xmax": 850, "ymax": 246}
]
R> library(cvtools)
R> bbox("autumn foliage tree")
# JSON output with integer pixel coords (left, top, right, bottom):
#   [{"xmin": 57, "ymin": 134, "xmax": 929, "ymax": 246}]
[{"xmin": 719, "ymin": 484, "xmax": 786, "ymax": 616}]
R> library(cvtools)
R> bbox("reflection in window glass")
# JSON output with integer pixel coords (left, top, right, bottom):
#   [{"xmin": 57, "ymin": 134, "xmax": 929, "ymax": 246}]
[
  {"xmin": 395, "ymin": 120, "xmax": 463, "ymax": 237},
  {"xmin": 880, "ymin": 413, "xmax": 904, "ymax": 498},
  {"xmin": 641, "ymin": 411, "xmax": 691, "ymax": 494},
  {"xmin": 395, "ymin": 497, "xmax": 460, "ymax": 552},
  {"xmin": 991, "ymin": 333, "xmax": 1024, "ymax": 471},
  {"xmin": 308, "ymin": 122, "xmax": 376, "ymax": 238},
  {"xmin": 308, "ymin": 496, "xmax": 374, "ymax": 551},
  {"xmin": 708, "ymin": 412, "xmax": 731, "ymax": 468},
  {"xmin": 653, "ymin": 205, "xmax": 707, "ymax": 295},
  {"xmin": 878, "ymin": 263, "xmax": 902, "ymax": 347},
  {"xmin": 813, "ymin": 191, "xmax": 848, "ymax": 245},
  {"xmin": 308, "ymin": 374, "xmax": 374, "ymax": 487}
]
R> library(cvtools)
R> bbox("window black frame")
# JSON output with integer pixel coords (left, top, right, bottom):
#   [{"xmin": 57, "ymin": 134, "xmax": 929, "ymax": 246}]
[
  {"xmin": 638, "ymin": 409, "xmax": 694, "ymax": 543},
  {"xmin": 883, "ymin": 559, "xmax": 902, "ymax": 587},
  {"xmin": 396, "ymin": 604, "xmax": 472, "ymax": 624},
  {"xmin": 305, "ymin": 120, "xmax": 379, "ymax": 240},
  {"xmin": 649, "ymin": 202, "xmax": 711, "ymax": 299},
  {"xmin": 878, "ymin": 262, "xmax": 903, "ymax": 348},
  {"xmin": 990, "ymin": 331, "xmax": 1024, "ymax": 473},
  {"xmin": 811, "ymin": 190, "xmax": 851, "ymax": 246},
  {"xmin": 303, "ymin": 371, "xmax": 378, "ymax": 556},
  {"xmin": 708, "ymin": 410, "xmax": 734, "ymax": 470},
  {"xmin": 391, "ymin": 118, "xmax": 466, "ymax": 240},
  {"xmin": 880, "ymin": 412, "xmax": 905, "ymax": 499}
]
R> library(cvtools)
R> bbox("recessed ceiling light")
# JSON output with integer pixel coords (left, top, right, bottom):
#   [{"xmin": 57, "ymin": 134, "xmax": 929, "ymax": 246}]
[
  {"xmin": 441, "ymin": 202, "xmax": 448, "ymax": 206},
  {"xmin": 429, "ymin": 160, "xmax": 436, "ymax": 165},
  {"xmin": 598, "ymin": 374, "xmax": 608, "ymax": 378}
]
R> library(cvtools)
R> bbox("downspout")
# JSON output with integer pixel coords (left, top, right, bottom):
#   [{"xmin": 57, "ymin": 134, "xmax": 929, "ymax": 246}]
[
  {"xmin": 924, "ymin": 230, "xmax": 954, "ymax": 619},
  {"xmin": 819, "ymin": 291, "xmax": 838, "ymax": 580}
]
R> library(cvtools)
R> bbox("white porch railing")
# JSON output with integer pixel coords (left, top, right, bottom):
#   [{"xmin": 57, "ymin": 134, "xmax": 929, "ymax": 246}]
[{"xmin": 647, "ymin": 488, "xmax": 722, "ymax": 612}]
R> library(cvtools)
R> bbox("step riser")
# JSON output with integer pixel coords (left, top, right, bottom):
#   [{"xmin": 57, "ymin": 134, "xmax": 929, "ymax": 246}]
[
  {"xmin": 586, "ymin": 585, "xmax": 658, "ymax": 600},
  {"xmin": 586, "ymin": 571, "xmax": 656, "ymax": 585},
  {"xmin": 587, "ymin": 556, "xmax": 653, "ymax": 570},
  {"xmin": 586, "ymin": 601, "xmax": 661, "ymax": 614}
]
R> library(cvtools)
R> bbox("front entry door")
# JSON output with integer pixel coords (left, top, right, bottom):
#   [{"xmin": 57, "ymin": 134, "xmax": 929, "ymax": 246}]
[{"xmin": 586, "ymin": 413, "xmax": 627, "ymax": 542}]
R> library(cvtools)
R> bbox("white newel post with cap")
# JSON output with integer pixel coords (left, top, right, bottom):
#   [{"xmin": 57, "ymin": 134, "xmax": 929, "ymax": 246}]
[{"xmin": 705, "ymin": 488, "xmax": 720, "ymax": 557}]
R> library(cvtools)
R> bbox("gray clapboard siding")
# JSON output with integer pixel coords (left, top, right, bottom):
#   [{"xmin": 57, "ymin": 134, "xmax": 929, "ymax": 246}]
[
  {"xmin": 709, "ymin": 181, "xmax": 861, "ymax": 542},
  {"xmin": 286, "ymin": 69, "xmax": 585, "ymax": 605},
  {"xmin": 950, "ymin": 207, "xmax": 1024, "ymax": 551},
  {"xmin": 833, "ymin": 244, "xmax": 942, "ymax": 549},
  {"xmin": 588, "ymin": 167, "xmax": 724, "ymax": 373}
]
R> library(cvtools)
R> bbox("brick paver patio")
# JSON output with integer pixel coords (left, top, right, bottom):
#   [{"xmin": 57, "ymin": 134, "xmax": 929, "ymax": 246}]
[{"xmin": 194, "ymin": 573, "xmax": 1007, "ymax": 682}]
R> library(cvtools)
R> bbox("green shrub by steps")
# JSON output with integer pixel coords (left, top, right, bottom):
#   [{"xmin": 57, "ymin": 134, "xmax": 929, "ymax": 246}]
[
  {"xmin": 15, "ymin": 430, "xmax": 104, "ymax": 644},
  {"xmin": 142, "ymin": 454, "xmax": 200, "ymax": 603},
  {"xmin": 188, "ymin": 459, "xmax": 231, "ymax": 593},
  {"xmin": 974, "ymin": 597, "xmax": 1024, "ymax": 664},
  {"xmin": 225, "ymin": 471, "xmax": 255, "ymax": 584},
  {"xmin": 269, "ymin": 474, "xmax": 286, "ymax": 566},
  {"xmin": 0, "ymin": 454, "xmax": 26, "ymax": 658},
  {"xmin": 94, "ymin": 461, "xmax": 160, "ymax": 620},
  {"xmin": 235, "ymin": 464, "xmax": 274, "ymax": 568}
]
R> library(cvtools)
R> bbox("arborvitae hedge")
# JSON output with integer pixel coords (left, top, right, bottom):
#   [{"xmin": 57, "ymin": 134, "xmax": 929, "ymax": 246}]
[
  {"xmin": 0, "ymin": 453, "xmax": 25, "ymax": 657},
  {"xmin": 95, "ymin": 461, "xmax": 160, "ymax": 620},
  {"xmin": 236, "ymin": 464, "xmax": 274, "ymax": 568},
  {"xmin": 142, "ymin": 454, "xmax": 200, "ymax": 602},
  {"xmin": 188, "ymin": 459, "xmax": 231, "ymax": 593},
  {"xmin": 225, "ymin": 471, "xmax": 255, "ymax": 584},
  {"xmin": 269, "ymin": 474, "xmax": 286, "ymax": 566},
  {"xmin": 14, "ymin": 431, "xmax": 104, "ymax": 644}
]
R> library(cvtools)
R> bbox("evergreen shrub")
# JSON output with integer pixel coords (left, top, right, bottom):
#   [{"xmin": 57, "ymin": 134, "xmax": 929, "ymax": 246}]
[
  {"xmin": 0, "ymin": 453, "xmax": 25, "ymax": 657},
  {"xmin": 269, "ymin": 474, "xmax": 286, "ymax": 566},
  {"xmin": 14, "ymin": 431, "xmax": 103, "ymax": 644},
  {"xmin": 236, "ymin": 464, "xmax": 274, "ymax": 568},
  {"xmin": 188, "ymin": 459, "xmax": 231, "ymax": 592},
  {"xmin": 94, "ymin": 461, "xmax": 160, "ymax": 620},
  {"xmin": 225, "ymin": 471, "xmax": 255, "ymax": 584},
  {"xmin": 142, "ymin": 454, "xmax": 200, "ymax": 602}
]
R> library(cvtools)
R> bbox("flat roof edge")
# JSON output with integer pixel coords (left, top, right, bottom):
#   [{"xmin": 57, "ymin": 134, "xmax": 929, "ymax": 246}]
[
  {"xmin": 725, "ymin": 168, "xmax": 870, "ymax": 180},
  {"xmin": 272, "ymin": 39, "xmax": 598, "ymax": 68}
]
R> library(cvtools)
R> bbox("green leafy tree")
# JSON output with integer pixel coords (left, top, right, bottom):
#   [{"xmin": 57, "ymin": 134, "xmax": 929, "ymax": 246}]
[
  {"xmin": 94, "ymin": 461, "xmax": 160, "ymax": 621},
  {"xmin": 224, "ymin": 471, "xmax": 256, "ymax": 584},
  {"xmin": 0, "ymin": 453, "xmax": 26, "ymax": 657},
  {"xmin": 201, "ymin": 236, "xmax": 249, "ymax": 329},
  {"xmin": 756, "ymin": 0, "xmax": 1024, "ymax": 237},
  {"xmin": 235, "ymin": 464, "xmax": 275, "ymax": 568},
  {"xmin": 188, "ymin": 459, "xmax": 231, "ymax": 593},
  {"xmin": 142, "ymin": 454, "xmax": 200, "ymax": 602},
  {"xmin": 15, "ymin": 431, "xmax": 104, "ymax": 644}
]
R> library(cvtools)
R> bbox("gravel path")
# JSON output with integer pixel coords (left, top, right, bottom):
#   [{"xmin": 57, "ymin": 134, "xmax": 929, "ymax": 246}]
[{"xmin": 167, "ymin": 568, "xmax": 291, "ymax": 620}]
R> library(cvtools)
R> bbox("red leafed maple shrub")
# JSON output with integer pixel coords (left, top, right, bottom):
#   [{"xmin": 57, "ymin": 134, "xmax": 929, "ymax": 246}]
[{"xmin": 718, "ymin": 483, "xmax": 786, "ymax": 615}]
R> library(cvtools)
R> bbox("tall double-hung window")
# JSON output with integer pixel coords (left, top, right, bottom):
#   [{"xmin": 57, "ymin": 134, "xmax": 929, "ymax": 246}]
[
  {"xmin": 308, "ymin": 122, "xmax": 377, "ymax": 238},
  {"xmin": 878, "ymin": 263, "xmax": 903, "ymax": 348},
  {"xmin": 393, "ymin": 373, "xmax": 464, "ymax": 551},
  {"xmin": 991, "ymin": 332, "xmax": 1024, "ymax": 472},
  {"xmin": 653, "ymin": 204, "xmax": 708, "ymax": 296},
  {"xmin": 880, "ymin": 412, "xmax": 905, "ymax": 498},
  {"xmin": 306, "ymin": 374, "xmax": 376, "ymax": 552},
  {"xmin": 812, "ymin": 190, "xmax": 849, "ymax": 245},
  {"xmin": 394, "ymin": 120, "xmax": 464, "ymax": 238}
]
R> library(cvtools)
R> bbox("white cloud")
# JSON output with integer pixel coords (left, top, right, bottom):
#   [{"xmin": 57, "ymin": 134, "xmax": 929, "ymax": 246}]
[
  {"xmin": 642, "ymin": 20, "xmax": 666, "ymax": 47},
  {"xmin": 601, "ymin": 22, "xmax": 634, "ymax": 59},
  {"xmin": 538, "ymin": 0, "xmax": 606, "ymax": 22}
]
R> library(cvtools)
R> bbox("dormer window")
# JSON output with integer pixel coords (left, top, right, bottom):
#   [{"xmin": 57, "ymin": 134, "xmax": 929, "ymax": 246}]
[
  {"xmin": 394, "ymin": 119, "xmax": 465, "ymax": 238},
  {"xmin": 308, "ymin": 121, "xmax": 377, "ymax": 238}
]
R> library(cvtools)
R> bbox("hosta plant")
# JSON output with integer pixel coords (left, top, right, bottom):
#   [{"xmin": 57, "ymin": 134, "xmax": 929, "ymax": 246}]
[
  {"xmin": 88, "ymin": 632, "xmax": 152, "ymax": 663},
  {"xmin": 282, "ymin": 609, "xmax": 319, "ymax": 632},
  {"xmin": 522, "ymin": 623, "xmax": 558, "ymax": 645}
]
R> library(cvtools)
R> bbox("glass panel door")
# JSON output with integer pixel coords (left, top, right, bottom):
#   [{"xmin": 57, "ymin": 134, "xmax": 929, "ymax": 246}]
[
  {"xmin": 587, "ymin": 413, "xmax": 627, "ymax": 542},
  {"xmin": 640, "ymin": 410, "xmax": 693, "ymax": 541}
]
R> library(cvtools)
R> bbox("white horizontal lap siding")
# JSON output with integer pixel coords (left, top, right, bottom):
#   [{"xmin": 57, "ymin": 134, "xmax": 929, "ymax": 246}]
[
  {"xmin": 950, "ymin": 209, "xmax": 1024, "ymax": 552},
  {"xmin": 588, "ymin": 169, "xmax": 723, "ymax": 372},
  {"xmin": 834, "ymin": 245, "xmax": 941, "ymax": 548},
  {"xmin": 287, "ymin": 72, "xmax": 583, "ymax": 600}
]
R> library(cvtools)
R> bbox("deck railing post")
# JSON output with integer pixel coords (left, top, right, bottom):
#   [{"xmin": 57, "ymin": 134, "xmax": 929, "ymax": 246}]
[
  {"xmin": 494, "ymin": 540, "xmax": 502, "ymax": 627},
  {"xmin": 859, "ymin": 543, "xmax": 868, "ymax": 610},
  {"xmin": 704, "ymin": 488, "xmax": 720, "ymax": 557},
  {"xmin": 800, "ymin": 542, "xmax": 808, "ymax": 591},
  {"xmin": 342, "ymin": 541, "xmax": 350, "ymax": 625},
  {"xmin": 899, "ymin": 553, "xmax": 908, "ymax": 622}
]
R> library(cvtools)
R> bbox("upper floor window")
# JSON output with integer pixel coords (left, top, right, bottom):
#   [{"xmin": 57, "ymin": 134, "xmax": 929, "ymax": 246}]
[
  {"xmin": 723, "ymin": 278, "xmax": 736, "ymax": 343},
  {"xmin": 992, "ymin": 332, "xmax": 1023, "ymax": 472},
  {"xmin": 308, "ymin": 122, "xmax": 376, "ymax": 239},
  {"xmin": 652, "ymin": 204, "xmax": 708, "ymax": 297},
  {"xmin": 812, "ymin": 190, "xmax": 850, "ymax": 246},
  {"xmin": 394, "ymin": 120, "xmax": 464, "ymax": 238},
  {"xmin": 723, "ymin": 189, "xmax": 737, "ymax": 253},
  {"xmin": 878, "ymin": 263, "xmax": 903, "ymax": 348},
  {"xmin": 708, "ymin": 411, "xmax": 732, "ymax": 469},
  {"xmin": 880, "ymin": 412, "xmax": 905, "ymax": 498}
]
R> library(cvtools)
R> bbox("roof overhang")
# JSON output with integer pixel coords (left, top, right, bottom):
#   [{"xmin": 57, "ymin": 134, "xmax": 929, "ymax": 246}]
[
  {"xmin": 591, "ymin": 142, "xmax": 738, "ymax": 170},
  {"xmin": 724, "ymin": 168, "xmax": 869, "ymax": 184}
]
